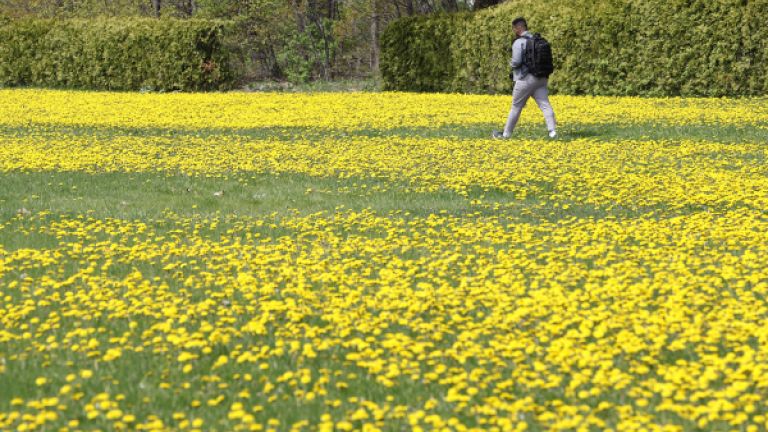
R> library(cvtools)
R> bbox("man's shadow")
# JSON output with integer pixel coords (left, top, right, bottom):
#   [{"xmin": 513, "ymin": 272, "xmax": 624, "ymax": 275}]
[{"xmin": 563, "ymin": 127, "xmax": 601, "ymax": 139}]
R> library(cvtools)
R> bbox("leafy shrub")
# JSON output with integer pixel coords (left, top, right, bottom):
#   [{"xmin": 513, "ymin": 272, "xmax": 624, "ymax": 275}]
[
  {"xmin": 0, "ymin": 18, "xmax": 238, "ymax": 91},
  {"xmin": 382, "ymin": 0, "xmax": 768, "ymax": 96},
  {"xmin": 380, "ymin": 14, "xmax": 469, "ymax": 92}
]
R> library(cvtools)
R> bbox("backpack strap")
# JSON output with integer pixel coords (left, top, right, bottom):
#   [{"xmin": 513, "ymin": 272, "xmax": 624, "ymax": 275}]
[{"xmin": 521, "ymin": 33, "xmax": 535, "ymax": 51}]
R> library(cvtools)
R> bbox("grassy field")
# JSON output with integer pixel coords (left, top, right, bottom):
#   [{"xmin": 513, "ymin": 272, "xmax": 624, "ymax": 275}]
[{"xmin": 1, "ymin": 89, "xmax": 768, "ymax": 431}]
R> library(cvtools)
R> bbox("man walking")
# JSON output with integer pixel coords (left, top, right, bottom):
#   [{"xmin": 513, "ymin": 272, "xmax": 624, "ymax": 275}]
[{"xmin": 493, "ymin": 17, "xmax": 557, "ymax": 139}]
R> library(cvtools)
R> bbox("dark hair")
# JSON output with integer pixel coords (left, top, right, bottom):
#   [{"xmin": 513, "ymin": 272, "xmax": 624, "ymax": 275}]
[{"xmin": 512, "ymin": 17, "xmax": 527, "ymax": 28}]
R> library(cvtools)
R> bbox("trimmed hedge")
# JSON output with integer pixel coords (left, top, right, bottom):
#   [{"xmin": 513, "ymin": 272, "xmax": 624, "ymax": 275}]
[
  {"xmin": 382, "ymin": 0, "xmax": 768, "ymax": 96},
  {"xmin": 0, "ymin": 18, "xmax": 238, "ymax": 91},
  {"xmin": 380, "ymin": 14, "xmax": 469, "ymax": 93}
]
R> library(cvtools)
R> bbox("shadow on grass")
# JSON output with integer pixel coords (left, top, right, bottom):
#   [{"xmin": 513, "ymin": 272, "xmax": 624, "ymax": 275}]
[{"xmin": 2, "ymin": 121, "xmax": 766, "ymax": 143}]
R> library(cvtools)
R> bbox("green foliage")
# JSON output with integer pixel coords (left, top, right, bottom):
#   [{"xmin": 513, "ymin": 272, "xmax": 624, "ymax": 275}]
[
  {"xmin": 266, "ymin": 15, "xmax": 337, "ymax": 84},
  {"xmin": 0, "ymin": 18, "xmax": 238, "ymax": 91},
  {"xmin": 380, "ymin": 14, "xmax": 469, "ymax": 92},
  {"xmin": 381, "ymin": 0, "xmax": 768, "ymax": 96},
  {"xmin": 197, "ymin": 0, "xmax": 340, "ymax": 83},
  {"xmin": 0, "ymin": 0, "xmax": 194, "ymax": 18}
]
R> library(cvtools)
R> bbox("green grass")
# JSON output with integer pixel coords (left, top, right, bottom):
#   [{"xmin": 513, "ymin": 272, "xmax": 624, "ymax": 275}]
[
  {"xmin": 1, "ymin": 112, "xmax": 767, "ymax": 431},
  {"xmin": 3, "ymin": 120, "xmax": 765, "ymax": 143},
  {"xmin": 242, "ymin": 78, "xmax": 383, "ymax": 93},
  {"xmin": 0, "ymin": 171, "xmax": 472, "ymax": 221},
  {"xmin": 2, "ymin": 118, "xmax": 764, "ymax": 225}
]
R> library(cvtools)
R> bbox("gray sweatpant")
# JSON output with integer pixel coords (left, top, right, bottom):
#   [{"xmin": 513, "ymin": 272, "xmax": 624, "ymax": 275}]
[{"xmin": 503, "ymin": 75, "xmax": 556, "ymax": 137}]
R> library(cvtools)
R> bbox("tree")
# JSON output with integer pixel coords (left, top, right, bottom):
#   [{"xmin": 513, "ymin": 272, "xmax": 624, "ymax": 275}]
[
  {"xmin": 0, "ymin": 0, "xmax": 476, "ymax": 81},
  {"xmin": 372, "ymin": 0, "xmax": 383, "ymax": 71},
  {"xmin": 305, "ymin": 0, "xmax": 334, "ymax": 79}
]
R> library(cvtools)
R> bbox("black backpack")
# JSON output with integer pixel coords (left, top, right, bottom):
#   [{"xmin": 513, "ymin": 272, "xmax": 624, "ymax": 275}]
[{"xmin": 522, "ymin": 33, "xmax": 554, "ymax": 78}]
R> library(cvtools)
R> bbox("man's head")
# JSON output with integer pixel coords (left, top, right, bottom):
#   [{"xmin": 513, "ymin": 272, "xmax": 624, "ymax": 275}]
[{"xmin": 513, "ymin": 17, "xmax": 527, "ymax": 36}]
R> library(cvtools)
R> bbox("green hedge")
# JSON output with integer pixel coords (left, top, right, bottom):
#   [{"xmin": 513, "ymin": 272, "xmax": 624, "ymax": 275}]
[
  {"xmin": 0, "ymin": 18, "xmax": 238, "ymax": 91},
  {"xmin": 380, "ymin": 14, "xmax": 469, "ymax": 92},
  {"xmin": 382, "ymin": 0, "xmax": 768, "ymax": 96}
]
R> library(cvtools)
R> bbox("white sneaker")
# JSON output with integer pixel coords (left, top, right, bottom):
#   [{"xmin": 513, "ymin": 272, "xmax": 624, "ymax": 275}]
[
  {"xmin": 548, "ymin": 130, "xmax": 557, "ymax": 138},
  {"xmin": 492, "ymin": 130, "xmax": 506, "ymax": 139}
]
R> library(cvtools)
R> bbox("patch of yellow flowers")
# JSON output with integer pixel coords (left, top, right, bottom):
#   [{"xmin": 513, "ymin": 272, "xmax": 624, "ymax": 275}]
[
  {"xmin": 1, "ymin": 89, "xmax": 768, "ymax": 431},
  {"xmin": 1, "ymin": 134, "xmax": 766, "ymax": 210},
  {"xmin": 2, "ymin": 89, "xmax": 768, "ymax": 130}
]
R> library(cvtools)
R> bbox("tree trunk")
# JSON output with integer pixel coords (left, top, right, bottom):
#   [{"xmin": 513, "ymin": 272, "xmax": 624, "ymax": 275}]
[
  {"xmin": 371, "ymin": 0, "xmax": 380, "ymax": 72},
  {"xmin": 315, "ymin": 19, "xmax": 332, "ymax": 79},
  {"xmin": 291, "ymin": 0, "xmax": 306, "ymax": 32},
  {"xmin": 267, "ymin": 42, "xmax": 283, "ymax": 80},
  {"xmin": 307, "ymin": 0, "xmax": 332, "ymax": 80},
  {"xmin": 151, "ymin": 0, "xmax": 161, "ymax": 17},
  {"xmin": 404, "ymin": 0, "xmax": 415, "ymax": 15}
]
